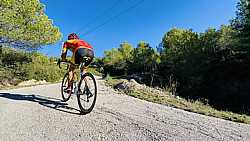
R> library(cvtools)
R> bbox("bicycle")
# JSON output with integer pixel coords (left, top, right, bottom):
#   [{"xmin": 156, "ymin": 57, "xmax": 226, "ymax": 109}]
[{"xmin": 57, "ymin": 57, "xmax": 97, "ymax": 114}]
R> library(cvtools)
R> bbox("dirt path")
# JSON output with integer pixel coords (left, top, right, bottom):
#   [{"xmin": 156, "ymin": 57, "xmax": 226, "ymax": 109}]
[{"xmin": 0, "ymin": 78, "xmax": 250, "ymax": 141}]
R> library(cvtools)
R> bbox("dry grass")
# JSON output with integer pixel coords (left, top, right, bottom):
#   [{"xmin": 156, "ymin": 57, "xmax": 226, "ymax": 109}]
[{"xmin": 106, "ymin": 77, "xmax": 250, "ymax": 124}]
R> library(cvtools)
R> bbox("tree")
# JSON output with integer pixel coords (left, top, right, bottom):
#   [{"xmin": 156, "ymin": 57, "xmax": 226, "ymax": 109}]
[
  {"xmin": 0, "ymin": 0, "xmax": 61, "ymax": 49},
  {"xmin": 130, "ymin": 41, "xmax": 161, "ymax": 85},
  {"xmin": 231, "ymin": 0, "xmax": 250, "ymax": 52},
  {"xmin": 103, "ymin": 48, "xmax": 120, "ymax": 66},
  {"xmin": 162, "ymin": 28, "xmax": 199, "ymax": 51},
  {"xmin": 161, "ymin": 28, "xmax": 200, "ymax": 71},
  {"xmin": 218, "ymin": 25, "xmax": 238, "ymax": 50},
  {"xmin": 118, "ymin": 41, "xmax": 133, "ymax": 61},
  {"xmin": 103, "ymin": 41, "xmax": 134, "ymax": 76},
  {"xmin": 132, "ymin": 41, "xmax": 151, "ymax": 73},
  {"xmin": 147, "ymin": 49, "xmax": 161, "ymax": 86},
  {"xmin": 199, "ymin": 28, "xmax": 220, "ymax": 54}
]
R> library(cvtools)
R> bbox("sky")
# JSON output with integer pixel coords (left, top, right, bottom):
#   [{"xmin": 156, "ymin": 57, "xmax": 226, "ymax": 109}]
[{"xmin": 39, "ymin": 0, "xmax": 239, "ymax": 57}]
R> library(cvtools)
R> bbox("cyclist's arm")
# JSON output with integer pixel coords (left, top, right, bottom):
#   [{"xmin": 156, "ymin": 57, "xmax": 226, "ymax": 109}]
[{"xmin": 61, "ymin": 42, "xmax": 68, "ymax": 61}]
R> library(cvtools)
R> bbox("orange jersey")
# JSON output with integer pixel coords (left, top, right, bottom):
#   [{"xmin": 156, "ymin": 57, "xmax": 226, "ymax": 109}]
[{"xmin": 62, "ymin": 39, "xmax": 92, "ymax": 53}]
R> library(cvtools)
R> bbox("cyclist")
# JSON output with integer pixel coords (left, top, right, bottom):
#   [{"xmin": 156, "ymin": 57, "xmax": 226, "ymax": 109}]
[{"xmin": 61, "ymin": 33, "xmax": 94, "ymax": 92}]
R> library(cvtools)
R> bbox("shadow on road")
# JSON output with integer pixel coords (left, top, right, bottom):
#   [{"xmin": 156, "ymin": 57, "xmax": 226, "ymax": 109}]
[{"xmin": 0, "ymin": 92, "xmax": 82, "ymax": 115}]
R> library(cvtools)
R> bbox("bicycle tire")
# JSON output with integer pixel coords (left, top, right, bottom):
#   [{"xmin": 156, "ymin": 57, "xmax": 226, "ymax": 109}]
[
  {"xmin": 61, "ymin": 73, "xmax": 72, "ymax": 102},
  {"xmin": 77, "ymin": 72, "xmax": 97, "ymax": 114}
]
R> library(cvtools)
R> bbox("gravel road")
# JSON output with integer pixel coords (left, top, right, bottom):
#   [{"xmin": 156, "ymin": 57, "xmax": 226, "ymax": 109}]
[{"xmin": 0, "ymin": 78, "xmax": 250, "ymax": 141}]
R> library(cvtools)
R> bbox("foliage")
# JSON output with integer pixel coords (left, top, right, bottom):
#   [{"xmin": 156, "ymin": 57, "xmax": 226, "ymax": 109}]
[
  {"xmin": 103, "ymin": 42, "xmax": 134, "ymax": 75},
  {"xmin": 231, "ymin": 0, "xmax": 250, "ymax": 52},
  {"xmin": 131, "ymin": 41, "xmax": 161, "ymax": 85},
  {"xmin": 0, "ymin": 47, "xmax": 64, "ymax": 85},
  {"xmin": 160, "ymin": 25, "xmax": 250, "ymax": 114},
  {"xmin": 102, "ymin": 24, "xmax": 250, "ymax": 115},
  {"xmin": 0, "ymin": 0, "xmax": 61, "ymax": 48},
  {"xmin": 102, "ymin": 40, "xmax": 161, "ymax": 86}
]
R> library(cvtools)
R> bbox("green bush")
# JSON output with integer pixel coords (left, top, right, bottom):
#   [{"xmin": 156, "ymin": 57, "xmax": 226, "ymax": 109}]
[
  {"xmin": 22, "ymin": 61, "xmax": 64, "ymax": 82},
  {"xmin": 0, "ymin": 47, "xmax": 65, "ymax": 85}
]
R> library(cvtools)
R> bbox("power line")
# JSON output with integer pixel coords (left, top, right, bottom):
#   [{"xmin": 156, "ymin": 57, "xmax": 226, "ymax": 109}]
[
  {"xmin": 81, "ymin": 0, "xmax": 145, "ymax": 37},
  {"xmin": 76, "ymin": 0, "xmax": 121, "ymax": 34},
  {"xmin": 83, "ymin": 0, "xmax": 145, "ymax": 36}
]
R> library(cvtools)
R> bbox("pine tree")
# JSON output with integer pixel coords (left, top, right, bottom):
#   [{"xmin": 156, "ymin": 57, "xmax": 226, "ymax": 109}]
[
  {"xmin": 232, "ymin": 0, "xmax": 250, "ymax": 52},
  {"xmin": 0, "ymin": 0, "xmax": 61, "ymax": 49}
]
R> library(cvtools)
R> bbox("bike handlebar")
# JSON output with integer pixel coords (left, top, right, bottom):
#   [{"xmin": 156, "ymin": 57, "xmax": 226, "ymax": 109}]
[{"xmin": 57, "ymin": 59, "xmax": 75, "ymax": 69}]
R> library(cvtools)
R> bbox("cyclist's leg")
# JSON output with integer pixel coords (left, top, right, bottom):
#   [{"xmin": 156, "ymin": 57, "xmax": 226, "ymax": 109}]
[
  {"xmin": 83, "ymin": 49, "xmax": 94, "ymax": 92},
  {"xmin": 84, "ymin": 48, "xmax": 94, "ymax": 69},
  {"xmin": 79, "ymin": 48, "xmax": 94, "ymax": 74},
  {"xmin": 66, "ymin": 54, "xmax": 76, "ymax": 91},
  {"xmin": 67, "ymin": 65, "xmax": 75, "ymax": 91},
  {"xmin": 76, "ymin": 48, "xmax": 94, "ymax": 91}
]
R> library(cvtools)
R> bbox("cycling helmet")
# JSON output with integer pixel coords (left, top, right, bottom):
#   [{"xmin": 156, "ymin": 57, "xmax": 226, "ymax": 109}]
[{"xmin": 68, "ymin": 33, "xmax": 79, "ymax": 40}]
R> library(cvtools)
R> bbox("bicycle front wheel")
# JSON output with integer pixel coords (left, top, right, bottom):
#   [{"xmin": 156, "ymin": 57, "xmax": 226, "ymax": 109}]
[
  {"xmin": 61, "ymin": 73, "xmax": 72, "ymax": 102},
  {"xmin": 77, "ymin": 72, "xmax": 97, "ymax": 114}
]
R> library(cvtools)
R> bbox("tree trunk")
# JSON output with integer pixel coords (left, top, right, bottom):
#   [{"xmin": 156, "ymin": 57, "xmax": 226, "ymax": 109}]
[
  {"xmin": 150, "ymin": 62, "xmax": 156, "ymax": 87},
  {"xmin": 150, "ymin": 73, "xmax": 154, "ymax": 87},
  {"xmin": 0, "ymin": 45, "xmax": 2, "ymax": 55}
]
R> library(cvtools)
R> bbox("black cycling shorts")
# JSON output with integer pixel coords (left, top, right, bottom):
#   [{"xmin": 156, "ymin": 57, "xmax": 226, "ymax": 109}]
[{"xmin": 75, "ymin": 48, "xmax": 94, "ymax": 66}]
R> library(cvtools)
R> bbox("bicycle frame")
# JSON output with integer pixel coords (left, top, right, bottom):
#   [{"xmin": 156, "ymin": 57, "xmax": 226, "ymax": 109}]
[
  {"xmin": 58, "ymin": 58, "xmax": 97, "ymax": 114},
  {"xmin": 58, "ymin": 58, "xmax": 90, "ymax": 95}
]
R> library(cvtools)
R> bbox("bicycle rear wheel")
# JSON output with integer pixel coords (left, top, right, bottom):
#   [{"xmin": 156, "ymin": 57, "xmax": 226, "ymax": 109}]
[
  {"xmin": 77, "ymin": 72, "xmax": 97, "ymax": 114},
  {"xmin": 61, "ymin": 73, "xmax": 72, "ymax": 102}
]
